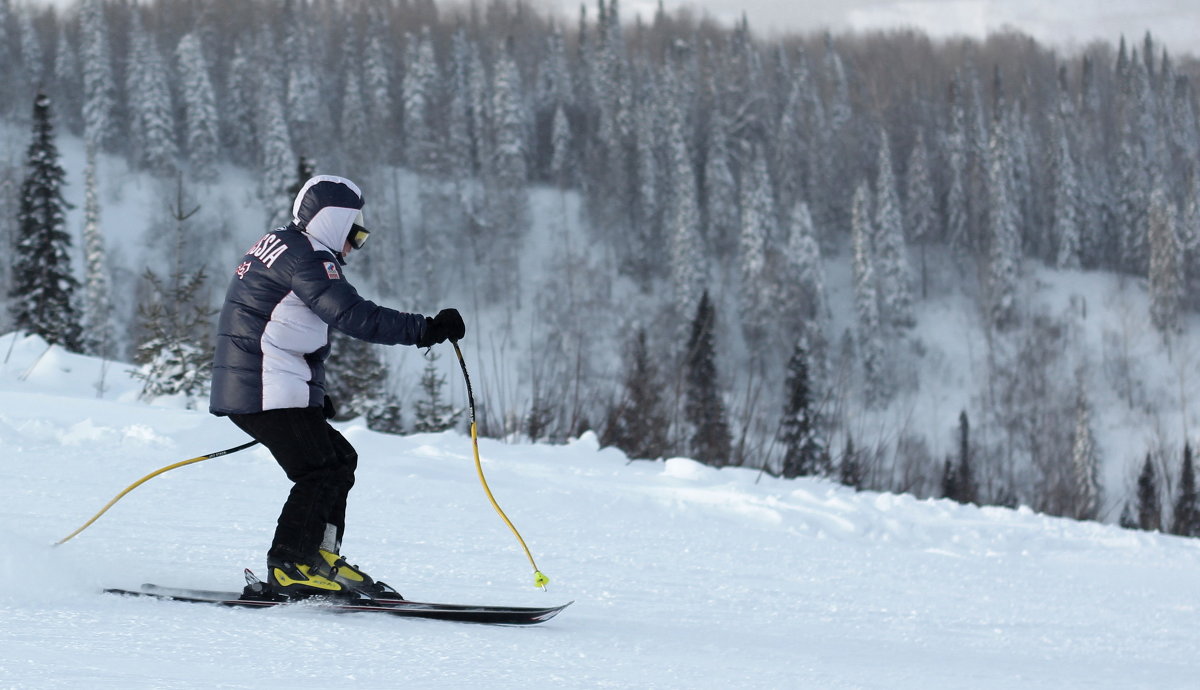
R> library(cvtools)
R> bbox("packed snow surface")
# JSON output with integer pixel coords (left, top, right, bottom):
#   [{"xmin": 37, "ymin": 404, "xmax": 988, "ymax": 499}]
[{"xmin": 1, "ymin": 332, "xmax": 1198, "ymax": 689}]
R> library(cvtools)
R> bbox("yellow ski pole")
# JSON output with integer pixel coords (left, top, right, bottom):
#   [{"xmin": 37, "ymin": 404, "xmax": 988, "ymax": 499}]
[
  {"xmin": 450, "ymin": 340, "xmax": 549, "ymax": 590},
  {"xmin": 55, "ymin": 440, "xmax": 259, "ymax": 546}
]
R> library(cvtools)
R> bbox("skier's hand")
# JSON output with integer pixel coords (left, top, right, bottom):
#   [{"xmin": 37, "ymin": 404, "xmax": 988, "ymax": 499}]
[{"xmin": 417, "ymin": 308, "xmax": 466, "ymax": 348}]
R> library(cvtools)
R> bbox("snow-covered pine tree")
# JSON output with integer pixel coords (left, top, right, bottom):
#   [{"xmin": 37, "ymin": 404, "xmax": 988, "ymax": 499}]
[
  {"xmin": 572, "ymin": 3, "xmax": 596, "ymax": 121},
  {"xmin": 737, "ymin": 149, "xmax": 772, "ymax": 352},
  {"xmin": 772, "ymin": 52, "xmax": 818, "ymax": 225},
  {"xmin": 259, "ymin": 89, "xmax": 294, "ymax": 224},
  {"xmin": 1115, "ymin": 132, "xmax": 1148, "ymax": 276},
  {"xmin": 823, "ymin": 34, "xmax": 851, "ymax": 133},
  {"xmin": 80, "ymin": 0, "xmax": 115, "ymax": 151},
  {"xmin": 1131, "ymin": 45, "xmax": 1167, "ymax": 216},
  {"xmin": 0, "ymin": 3, "xmax": 18, "ymax": 92},
  {"xmin": 1069, "ymin": 384, "xmax": 1101, "ymax": 520},
  {"xmin": 985, "ymin": 103, "xmax": 1021, "ymax": 331},
  {"xmin": 904, "ymin": 128, "xmax": 936, "ymax": 296},
  {"xmin": 779, "ymin": 201, "xmax": 826, "ymax": 331},
  {"xmin": 667, "ymin": 97, "xmax": 704, "ymax": 333},
  {"xmin": 873, "ymin": 127, "xmax": 915, "ymax": 330},
  {"xmin": 1115, "ymin": 53, "xmax": 1151, "ymax": 276},
  {"xmin": 1170, "ymin": 73, "xmax": 1200, "ymax": 188},
  {"xmin": 224, "ymin": 34, "xmax": 260, "ymax": 168},
  {"xmin": 52, "ymin": 22, "xmax": 82, "ymax": 133},
  {"xmin": 1171, "ymin": 443, "xmax": 1200, "ymax": 537},
  {"xmin": 1006, "ymin": 101, "xmax": 1036, "ymax": 255},
  {"xmin": 819, "ymin": 36, "xmax": 853, "ymax": 234},
  {"xmin": 366, "ymin": 401, "xmax": 405, "ymax": 436},
  {"xmin": 594, "ymin": 0, "xmax": 633, "ymax": 183},
  {"xmin": 446, "ymin": 29, "xmax": 476, "ymax": 179},
  {"xmin": 124, "ymin": 12, "xmax": 150, "ymax": 167},
  {"xmin": 627, "ymin": 89, "xmax": 660, "ymax": 282},
  {"xmin": 132, "ymin": 180, "xmax": 213, "ymax": 408},
  {"xmin": 133, "ymin": 269, "xmax": 213, "ymax": 406},
  {"xmin": 284, "ymin": 10, "xmax": 325, "ymax": 162},
  {"xmin": 851, "ymin": 182, "xmax": 887, "ymax": 408},
  {"xmin": 362, "ymin": 13, "xmax": 394, "ymax": 160},
  {"xmin": 779, "ymin": 336, "xmax": 830, "ymax": 478},
  {"xmin": 1182, "ymin": 170, "xmax": 1200, "ymax": 294},
  {"xmin": 1051, "ymin": 65, "xmax": 1080, "ymax": 270},
  {"xmin": 490, "ymin": 43, "xmax": 528, "ymax": 179},
  {"xmin": 402, "ymin": 29, "xmax": 437, "ymax": 174},
  {"xmin": 338, "ymin": 57, "xmax": 369, "ymax": 169},
  {"xmin": 484, "ymin": 42, "xmax": 531, "ymax": 302},
  {"xmin": 944, "ymin": 75, "xmax": 971, "ymax": 258},
  {"xmin": 703, "ymin": 96, "xmax": 738, "ymax": 259},
  {"xmin": 683, "ymin": 290, "xmax": 732, "ymax": 467},
  {"xmin": 323, "ymin": 330, "xmax": 359, "ymax": 420},
  {"xmin": 410, "ymin": 32, "xmax": 460, "ymax": 303},
  {"xmin": 324, "ymin": 329, "xmax": 396, "ymax": 430},
  {"xmin": 413, "ymin": 351, "xmax": 459, "ymax": 433},
  {"xmin": 612, "ymin": 1, "xmax": 636, "ymax": 120},
  {"xmin": 17, "ymin": 8, "xmax": 41, "ymax": 94},
  {"xmin": 80, "ymin": 144, "xmax": 114, "ymax": 358},
  {"xmin": 797, "ymin": 54, "xmax": 832, "ymax": 243},
  {"xmin": 128, "ymin": 20, "xmax": 177, "ymax": 175},
  {"xmin": 1051, "ymin": 98, "xmax": 1082, "ymax": 270},
  {"xmin": 11, "ymin": 92, "xmax": 82, "ymax": 352},
  {"xmin": 176, "ymin": 33, "xmax": 220, "ymax": 183},
  {"xmin": 1077, "ymin": 55, "xmax": 1116, "ymax": 269},
  {"xmin": 1147, "ymin": 185, "xmax": 1182, "ymax": 336},
  {"xmin": 1135, "ymin": 453, "xmax": 1162, "ymax": 531},
  {"xmin": 601, "ymin": 329, "xmax": 670, "ymax": 461},
  {"xmin": 534, "ymin": 27, "xmax": 573, "ymax": 180},
  {"xmin": 466, "ymin": 35, "xmax": 491, "ymax": 178},
  {"xmin": 963, "ymin": 67, "xmax": 991, "ymax": 255},
  {"xmin": 550, "ymin": 103, "xmax": 573, "ymax": 188},
  {"xmin": 588, "ymin": 0, "xmax": 615, "ymax": 159}
]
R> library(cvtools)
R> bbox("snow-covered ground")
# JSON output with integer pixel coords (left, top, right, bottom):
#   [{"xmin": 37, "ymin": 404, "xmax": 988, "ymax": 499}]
[{"xmin": 1, "ymin": 332, "xmax": 1198, "ymax": 689}]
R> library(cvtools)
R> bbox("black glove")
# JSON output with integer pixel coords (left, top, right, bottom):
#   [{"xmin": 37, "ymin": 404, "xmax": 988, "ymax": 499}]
[
  {"xmin": 323, "ymin": 395, "xmax": 337, "ymax": 420},
  {"xmin": 417, "ymin": 308, "xmax": 466, "ymax": 348}
]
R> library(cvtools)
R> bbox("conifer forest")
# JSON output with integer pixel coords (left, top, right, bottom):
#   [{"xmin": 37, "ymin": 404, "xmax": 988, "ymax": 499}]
[{"xmin": 2, "ymin": 0, "xmax": 1200, "ymax": 536}]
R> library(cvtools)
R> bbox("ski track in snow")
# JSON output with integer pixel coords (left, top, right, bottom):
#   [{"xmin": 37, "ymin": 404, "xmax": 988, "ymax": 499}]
[{"xmin": 1, "ymin": 334, "xmax": 1198, "ymax": 688}]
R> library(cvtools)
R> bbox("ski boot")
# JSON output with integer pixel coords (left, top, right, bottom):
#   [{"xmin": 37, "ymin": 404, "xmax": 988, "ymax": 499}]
[
  {"xmin": 264, "ymin": 553, "xmax": 345, "ymax": 599},
  {"xmin": 319, "ymin": 549, "xmax": 403, "ymax": 600}
]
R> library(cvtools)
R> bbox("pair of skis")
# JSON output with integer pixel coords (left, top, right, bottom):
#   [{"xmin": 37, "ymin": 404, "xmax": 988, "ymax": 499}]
[{"xmin": 106, "ymin": 570, "xmax": 571, "ymax": 626}]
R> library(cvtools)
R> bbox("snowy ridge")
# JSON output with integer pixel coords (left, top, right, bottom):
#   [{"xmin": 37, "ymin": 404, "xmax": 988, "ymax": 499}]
[{"xmin": 1, "ymin": 332, "xmax": 1198, "ymax": 688}]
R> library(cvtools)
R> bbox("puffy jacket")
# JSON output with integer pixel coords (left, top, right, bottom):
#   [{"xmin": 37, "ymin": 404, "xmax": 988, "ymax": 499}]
[{"xmin": 209, "ymin": 176, "xmax": 426, "ymax": 416}]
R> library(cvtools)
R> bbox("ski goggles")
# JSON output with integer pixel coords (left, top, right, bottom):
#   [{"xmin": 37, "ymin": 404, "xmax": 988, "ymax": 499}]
[{"xmin": 348, "ymin": 210, "xmax": 370, "ymax": 250}]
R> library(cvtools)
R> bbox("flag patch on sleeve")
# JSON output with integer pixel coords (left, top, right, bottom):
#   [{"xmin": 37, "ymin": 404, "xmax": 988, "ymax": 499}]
[{"xmin": 324, "ymin": 261, "xmax": 340, "ymax": 279}]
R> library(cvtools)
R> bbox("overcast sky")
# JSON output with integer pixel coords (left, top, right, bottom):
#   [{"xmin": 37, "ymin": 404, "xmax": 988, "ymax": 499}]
[
  {"xmin": 27, "ymin": 0, "xmax": 1200, "ymax": 58},
  {"xmin": 543, "ymin": 0, "xmax": 1200, "ymax": 57}
]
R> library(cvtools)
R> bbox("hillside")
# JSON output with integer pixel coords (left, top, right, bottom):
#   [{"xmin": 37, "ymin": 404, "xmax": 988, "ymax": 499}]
[{"xmin": 10, "ymin": 120, "xmax": 1198, "ymax": 524}]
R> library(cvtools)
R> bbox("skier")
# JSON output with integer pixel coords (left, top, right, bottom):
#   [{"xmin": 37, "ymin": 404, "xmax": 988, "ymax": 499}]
[{"xmin": 210, "ymin": 175, "xmax": 465, "ymax": 598}]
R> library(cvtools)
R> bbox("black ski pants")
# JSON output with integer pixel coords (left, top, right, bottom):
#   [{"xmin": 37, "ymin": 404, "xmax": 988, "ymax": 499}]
[{"xmin": 229, "ymin": 407, "xmax": 357, "ymax": 563}]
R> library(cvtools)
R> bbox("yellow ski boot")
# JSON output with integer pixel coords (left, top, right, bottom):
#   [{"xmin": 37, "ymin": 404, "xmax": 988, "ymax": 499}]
[{"xmin": 266, "ymin": 555, "xmax": 344, "ymax": 598}]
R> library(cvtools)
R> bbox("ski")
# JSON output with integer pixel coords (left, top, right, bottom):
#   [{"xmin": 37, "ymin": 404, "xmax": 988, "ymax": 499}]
[{"xmin": 104, "ymin": 583, "xmax": 571, "ymax": 626}]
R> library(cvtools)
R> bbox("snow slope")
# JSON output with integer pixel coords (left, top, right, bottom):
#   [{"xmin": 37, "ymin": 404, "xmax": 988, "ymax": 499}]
[{"xmin": 0, "ymin": 332, "xmax": 1198, "ymax": 689}]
